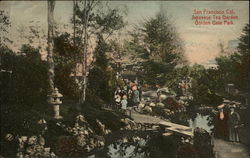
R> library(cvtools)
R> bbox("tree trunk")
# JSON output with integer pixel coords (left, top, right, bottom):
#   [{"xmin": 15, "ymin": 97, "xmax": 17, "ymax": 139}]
[
  {"xmin": 73, "ymin": 0, "xmax": 77, "ymax": 76},
  {"xmin": 79, "ymin": 0, "xmax": 88, "ymax": 105},
  {"xmin": 47, "ymin": 0, "xmax": 55, "ymax": 93}
]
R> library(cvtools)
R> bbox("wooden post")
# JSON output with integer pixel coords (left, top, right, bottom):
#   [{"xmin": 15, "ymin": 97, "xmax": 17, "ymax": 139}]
[{"xmin": 193, "ymin": 127, "xmax": 215, "ymax": 158}]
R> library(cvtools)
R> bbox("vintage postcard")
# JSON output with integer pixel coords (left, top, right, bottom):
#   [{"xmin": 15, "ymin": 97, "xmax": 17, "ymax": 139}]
[{"xmin": 0, "ymin": 1, "xmax": 249, "ymax": 158}]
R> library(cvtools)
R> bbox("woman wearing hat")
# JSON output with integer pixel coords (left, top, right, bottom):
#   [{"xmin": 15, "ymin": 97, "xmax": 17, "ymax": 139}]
[
  {"xmin": 215, "ymin": 104, "xmax": 229, "ymax": 140},
  {"xmin": 228, "ymin": 105, "xmax": 240, "ymax": 142}
]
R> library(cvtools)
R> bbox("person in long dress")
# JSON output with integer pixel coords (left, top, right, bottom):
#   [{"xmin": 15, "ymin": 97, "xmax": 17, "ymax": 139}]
[
  {"xmin": 228, "ymin": 105, "xmax": 240, "ymax": 142},
  {"xmin": 214, "ymin": 104, "xmax": 229, "ymax": 140}
]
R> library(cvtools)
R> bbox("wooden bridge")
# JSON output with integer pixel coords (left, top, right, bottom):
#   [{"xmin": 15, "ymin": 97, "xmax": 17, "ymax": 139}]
[{"xmin": 131, "ymin": 111, "xmax": 193, "ymax": 138}]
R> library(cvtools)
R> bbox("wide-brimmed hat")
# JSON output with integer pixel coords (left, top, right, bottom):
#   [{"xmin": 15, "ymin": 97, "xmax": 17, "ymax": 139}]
[
  {"xmin": 223, "ymin": 99, "xmax": 230, "ymax": 104},
  {"xmin": 218, "ymin": 104, "xmax": 225, "ymax": 109},
  {"xmin": 229, "ymin": 104, "xmax": 236, "ymax": 109}
]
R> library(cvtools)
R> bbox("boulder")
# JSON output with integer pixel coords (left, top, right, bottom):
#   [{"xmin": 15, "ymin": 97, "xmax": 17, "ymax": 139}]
[
  {"xmin": 156, "ymin": 102, "xmax": 165, "ymax": 108},
  {"xmin": 164, "ymin": 108, "xmax": 171, "ymax": 113},
  {"xmin": 138, "ymin": 103, "xmax": 145, "ymax": 109},
  {"xmin": 149, "ymin": 102, "xmax": 156, "ymax": 107},
  {"xmin": 143, "ymin": 106, "xmax": 152, "ymax": 113}
]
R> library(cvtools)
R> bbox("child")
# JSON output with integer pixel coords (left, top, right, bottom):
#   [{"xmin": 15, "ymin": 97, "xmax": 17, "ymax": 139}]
[{"xmin": 121, "ymin": 95, "xmax": 128, "ymax": 114}]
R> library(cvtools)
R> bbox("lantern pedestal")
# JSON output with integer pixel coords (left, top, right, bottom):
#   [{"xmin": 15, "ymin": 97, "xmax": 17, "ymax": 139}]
[{"xmin": 48, "ymin": 88, "xmax": 63, "ymax": 119}]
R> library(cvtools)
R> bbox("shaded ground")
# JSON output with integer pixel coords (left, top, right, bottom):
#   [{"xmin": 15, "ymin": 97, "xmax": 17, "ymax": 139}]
[{"xmin": 214, "ymin": 139, "xmax": 249, "ymax": 158}]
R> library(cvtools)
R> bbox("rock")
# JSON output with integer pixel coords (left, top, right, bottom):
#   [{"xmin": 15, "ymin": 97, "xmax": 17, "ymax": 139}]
[
  {"xmin": 20, "ymin": 136, "xmax": 28, "ymax": 143},
  {"xmin": 164, "ymin": 108, "xmax": 171, "ymax": 113},
  {"xmin": 149, "ymin": 102, "xmax": 156, "ymax": 107},
  {"xmin": 132, "ymin": 136, "xmax": 140, "ymax": 142},
  {"xmin": 76, "ymin": 115, "xmax": 87, "ymax": 123},
  {"xmin": 38, "ymin": 136, "xmax": 45, "ymax": 146},
  {"xmin": 85, "ymin": 145, "xmax": 91, "ymax": 152},
  {"xmin": 138, "ymin": 103, "xmax": 145, "ymax": 109},
  {"xmin": 98, "ymin": 141, "xmax": 105, "ymax": 147},
  {"xmin": 125, "ymin": 124, "xmax": 131, "ymax": 130},
  {"xmin": 178, "ymin": 100, "xmax": 185, "ymax": 105},
  {"xmin": 87, "ymin": 155, "xmax": 95, "ymax": 158},
  {"xmin": 76, "ymin": 135, "xmax": 86, "ymax": 147},
  {"xmin": 162, "ymin": 132, "xmax": 173, "ymax": 137},
  {"xmin": 152, "ymin": 125, "xmax": 159, "ymax": 130},
  {"xmin": 5, "ymin": 133, "xmax": 14, "ymax": 141},
  {"xmin": 88, "ymin": 127, "xmax": 94, "ymax": 134},
  {"xmin": 156, "ymin": 102, "xmax": 165, "ymax": 108},
  {"xmin": 159, "ymin": 94, "xmax": 168, "ymax": 102},
  {"xmin": 96, "ymin": 119, "xmax": 111, "ymax": 135},
  {"xmin": 96, "ymin": 119, "xmax": 106, "ymax": 135},
  {"xmin": 105, "ymin": 129, "xmax": 111, "ymax": 135},
  {"xmin": 16, "ymin": 152, "xmax": 24, "ymax": 158},
  {"xmin": 26, "ymin": 146, "xmax": 33, "ymax": 153},
  {"xmin": 44, "ymin": 147, "xmax": 50, "ymax": 153},
  {"xmin": 28, "ymin": 136, "xmax": 37, "ymax": 145},
  {"xmin": 122, "ymin": 137, "xmax": 128, "ymax": 143},
  {"xmin": 124, "ymin": 118, "xmax": 130, "ymax": 124},
  {"xmin": 144, "ymin": 106, "xmax": 152, "ymax": 113},
  {"xmin": 138, "ymin": 139, "xmax": 146, "ymax": 147},
  {"xmin": 50, "ymin": 152, "xmax": 56, "ymax": 158}
]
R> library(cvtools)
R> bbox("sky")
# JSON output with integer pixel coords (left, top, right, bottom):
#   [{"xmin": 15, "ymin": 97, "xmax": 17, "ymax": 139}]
[{"xmin": 0, "ymin": 1, "xmax": 249, "ymax": 64}]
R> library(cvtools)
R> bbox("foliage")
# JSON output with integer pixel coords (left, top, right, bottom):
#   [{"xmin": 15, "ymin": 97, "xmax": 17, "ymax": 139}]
[
  {"xmin": 0, "ymin": 45, "xmax": 51, "ymax": 144},
  {"xmin": 0, "ymin": 10, "xmax": 12, "ymax": 46},
  {"xmin": 164, "ymin": 65, "xmax": 191, "ymax": 94},
  {"xmin": 74, "ymin": 1, "xmax": 125, "ymax": 42},
  {"xmin": 237, "ymin": 24, "xmax": 249, "ymax": 55},
  {"xmin": 215, "ymin": 23, "xmax": 249, "ymax": 93},
  {"xmin": 0, "ymin": 45, "xmax": 48, "ymax": 106},
  {"xmin": 189, "ymin": 64, "xmax": 223, "ymax": 106},
  {"xmin": 72, "ymin": 0, "xmax": 126, "ymax": 104},
  {"xmin": 53, "ymin": 32, "xmax": 79, "ymax": 99},
  {"xmin": 87, "ymin": 36, "xmax": 116, "ymax": 103},
  {"xmin": 123, "ymin": 11, "xmax": 186, "ymax": 86}
]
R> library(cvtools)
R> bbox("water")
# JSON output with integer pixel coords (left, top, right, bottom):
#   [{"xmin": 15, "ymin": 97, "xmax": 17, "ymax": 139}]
[
  {"xmin": 107, "ymin": 137, "xmax": 147, "ymax": 158},
  {"xmin": 188, "ymin": 113, "xmax": 213, "ymax": 133}
]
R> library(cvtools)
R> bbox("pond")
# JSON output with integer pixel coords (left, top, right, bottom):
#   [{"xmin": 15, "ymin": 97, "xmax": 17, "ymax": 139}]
[
  {"xmin": 108, "ymin": 138, "xmax": 147, "ymax": 158},
  {"xmin": 188, "ymin": 113, "xmax": 213, "ymax": 133},
  {"xmin": 92, "ymin": 130, "xmax": 183, "ymax": 158}
]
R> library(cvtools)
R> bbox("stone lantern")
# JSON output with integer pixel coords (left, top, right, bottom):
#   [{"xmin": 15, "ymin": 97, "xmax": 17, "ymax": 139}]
[{"xmin": 48, "ymin": 88, "xmax": 63, "ymax": 119}]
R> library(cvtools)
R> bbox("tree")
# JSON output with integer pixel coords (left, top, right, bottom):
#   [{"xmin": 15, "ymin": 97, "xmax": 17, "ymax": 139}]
[
  {"xmin": 189, "ymin": 64, "xmax": 223, "ymax": 106},
  {"xmin": 88, "ymin": 36, "xmax": 116, "ymax": 103},
  {"xmin": 237, "ymin": 23, "xmax": 249, "ymax": 92},
  {"xmin": 124, "ymin": 11, "xmax": 186, "ymax": 85},
  {"xmin": 142, "ymin": 13, "xmax": 184, "ymax": 64},
  {"xmin": 1, "ymin": 44, "xmax": 49, "ymax": 106},
  {"xmin": 238, "ymin": 24, "xmax": 249, "ymax": 55},
  {"xmin": 0, "ymin": 10, "xmax": 12, "ymax": 47},
  {"xmin": 218, "ymin": 41, "xmax": 226, "ymax": 56},
  {"xmin": 53, "ymin": 32, "xmax": 79, "ymax": 99},
  {"xmin": 215, "ymin": 23, "xmax": 249, "ymax": 93},
  {"xmin": 73, "ymin": 0, "xmax": 125, "ymax": 105},
  {"xmin": 47, "ymin": 0, "xmax": 56, "ymax": 94}
]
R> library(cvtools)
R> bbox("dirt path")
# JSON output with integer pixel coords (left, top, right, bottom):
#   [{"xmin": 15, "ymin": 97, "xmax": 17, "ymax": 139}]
[{"xmin": 214, "ymin": 139, "xmax": 249, "ymax": 158}]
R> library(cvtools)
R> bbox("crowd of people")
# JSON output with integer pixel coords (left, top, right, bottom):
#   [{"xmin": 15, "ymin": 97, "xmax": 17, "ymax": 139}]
[
  {"xmin": 215, "ymin": 103, "xmax": 241, "ymax": 143},
  {"xmin": 114, "ymin": 79, "xmax": 142, "ymax": 117}
]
